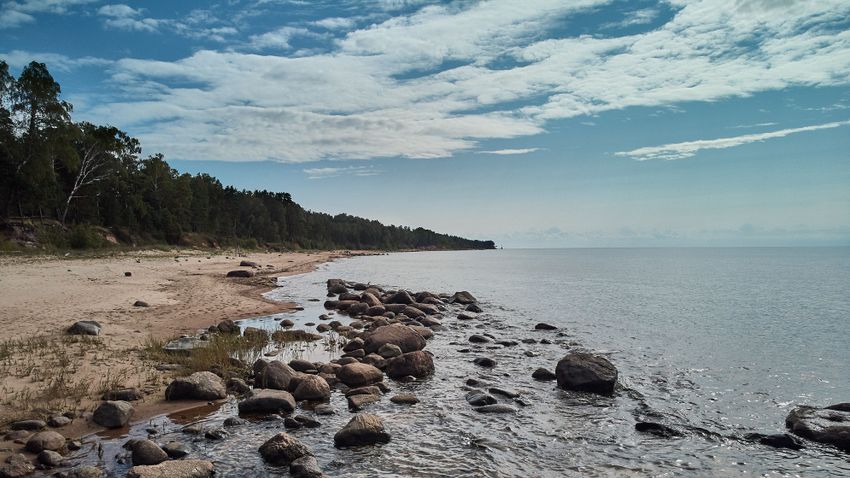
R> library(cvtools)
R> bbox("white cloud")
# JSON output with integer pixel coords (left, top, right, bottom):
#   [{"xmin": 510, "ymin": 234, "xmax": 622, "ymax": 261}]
[
  {"xmin": 1, "ymin": 0, "xmax": 94, "ymax": 28},
  {"xmin": 62, "ymin": 0, "xmax": 850, "ymax": 163},
  {"xmin": 303, "ymin": 165, "xmax": 383, "ymax": 179},
  {"xmin": 312, "ymin": 16, "xmax": 356, "ymax": 30},
  {"xmin": 476, "ymin": 148, "xmax": 541, "ymax": 155},
  {"xmin": 1, "ymin": 49, "xmax": 111, "ymax": 71},
  {"xmin": 616, "ymin": 119, "xmax": 850, "ymax": 161},
  {"xmin": 97, "ymin": 4, "xmax": 141, "ymax": 18}
]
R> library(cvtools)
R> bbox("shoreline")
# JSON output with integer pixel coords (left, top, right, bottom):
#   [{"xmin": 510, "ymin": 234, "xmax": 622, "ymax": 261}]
[{"xmin": 0, "ymin": 248, "xmax": 372, "ymax": 455}]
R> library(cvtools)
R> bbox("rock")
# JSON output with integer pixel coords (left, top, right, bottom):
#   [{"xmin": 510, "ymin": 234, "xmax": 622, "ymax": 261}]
[
  {"xmin": 410, "ymin": 325, "xmax": 434, "ymax": 340},
  {"xmin": 466, "ymin": 303, "xmax": 483, "ymax": 313},
  {"xmin": 744, "ymin": 432, "xmax": 805, "ymax": 450},
  {"xmin": 496, "ymin": 340, "xmax": 518, "ymax": 347},
  {"xmin": 284, "ymin": 417, "xmax": 303, "ymax": 429},
  {"xmin": 223, "ymin": 417, "xmax": 246, "ymax": 427},
  {"xmin": 336, "ymin": 363, "xmax": 384, "ymax": 387},
  {"xmin": 489, "ymin": 387, "xmax": 520, "ymax": 398},
  {"xmin": 385, "ymin": 351, "xmax": 434, "ymax": 379},
  {"xmin": 289, "ymin": 359, "xmax": 316, "ymax": 372},
  {"xmin": 366, "ymin": 305, "xmax": 387, "ymax": 316},
  {"xmin": 342, "ymin": 349, "xmax": 366, "ymax": 359},
  {"xmin": 226, "ymin": 269, "xmax": 254, "ymax": 278},
  {"xmin": 204, "ymin": 428, "xmax": 227, "ymax": 440},
  {"xmin": 92, "ymin": 401, "xmax": 134, "ymax": 428},
  {"xmin": 163, "ymin": 336, "xmax": 208, "ymax": 354},
  {"xmin": 634, "ymin": 422, "xmax": 683, "ymax": 438},
  {"xmin": 25, "ymin": 431, "xmax": 65, "ymax": 452},
  {"xmin": 126, "ymin": 460, "xmax": 214, "ymax": 478},
  {"xmin": 131, "ymin": 439, "xmax": 169, "ymax": 465},
  {"xmin": 162, "ymin": 441, "xmax": 189, "ymax": 458},
  {"xmin": 67, "ymin": 320, "xmax": 101, "ymax": 336},
  {"xmin": 238, "ymin": 389, "xmax": 296, "ymax": 415},
  {"xmin": 327, "ymin": 283, "xmax": 348, "ymax": 295},
  {"xmin": 125, "ymin": 271, "xmax": 132, "ymax": 277},
  {"xmin": 4, "ymin": 430, "xmax": 31, "ymax": 442},
  {"xmin": 555, "ymin": 353, "xmax": 618, "ymax": 395},
  {"xmin": 361, "ymin": 292, "xmax": 381, "ymax": 307},
  {"xmin": 336, "ymin": 357, "xmax": 358, "ymax": 366},
  {"xmin": 63, "ymin": 465, "xmax": 104, "ymax": 478},
  {"xmin": 216, "ymin": 319, "xmax": 240, "ymax": 334},
  {"xmin": 532, "ymin": 368, "xmax": 557, "ymax": 381},
  {"xmin": 314, "ymin": 404, "xmax": 336, "ymax": 415},
  {"xmin": 258, "ymin": 433, "xmax": 312, "ymax": 465},
  {"xmin": 292, "ymin": 375, "xmax": 331, "ymax": 401},
  {"xmin": 334, "ymin": 413, "xmax": 391, "ymax": 447},
  {"xmin": 457, "ymin": 312, "xmax": 477, "ymax": 321},
  {"xmin": 165, "ymin": 372, "xmax": 226, "ymax": 400},
  {"xmin": 255, "ymin": 361, "xmax": 297, "ymax": 390},
  {"xmin": 386, "ymin": 290, "xmax": 414, "ymax": 305},
  {"xmin": 272, "ymin": 329, "xmax": 323, "ymax": 342},
  {"xmin": 361, "ymin": 353, "xmax": 386, "ymax": 368},
  {"xmin": 535, "ymin": 322, "xmax": 558, "ymax": 330},
  {"xmin": 451, "ymin": 291, "xmax": 477, "ymax": 304},
  {"xmin": 37, "ymin": 450, "xmax": 62, "ymax": 467},
  {"xmin": 47, "ymin": 415, "xmax": 71, "ymax": 428},
  {"xmin": 294, "ymin": 415, "xmax": 321, "ymax": 428},
  {"xmin": 785, "ymin": 404, "xmax": 850, "ymax": 452},
  {"xmin": 348, "ymin": 393, "xmax": 380, "ymax": 410},
  {"xmin": 10, "ymin": 420, "xmax": 46, "ymax": 431},
  {"xmin": 362, "ymin": 325, "xmax": 427, "ymax": 354},
  {"xmin": 289, "ymin": 455, "xmax": 324, "ymax": 478},
  {"xmin": 226, "ymin": 378, "xmax": 251, "ymax": 395},
  {"xmin": 346, "ymin": 302, "xmax": 369, "ymax": 316},
  {"xmin": 400, "ymin": 306, "xmax": 425, "ymax": 319},
  {"xmin": 102, "ymin": 387, "xmax": 143, "ymax": 401},
  {"xmin": 466, "ymin": 391, "xmax": 497, "ymax": 406},
  {"xmin": 133, "ymin": 300, "xmax": 149, "ymax": 307},
  {"xmin": 468, "ymin": 334, "xmax": 491, "ymax": 343},
  {"xmin": 377, "ymin": 343, "xmax": 402, "ymax": 358},
  {"xmin": 0, "ymin": 454, "xmax": 35, "ymax": 478},
  {"xmin": 240, "ymin": 260, "xmax": 259, "ymax": 267},
  {"xmin": 474, "ymin": 404, "xmax": 517, "ymax": 414},
  {"xmin": 342, "ymin": 337, "xmax": 364, "ymax": 352},
  {"xmin": 390, "ymin": 393, "xmax": 419, "ymax": 405},
  {"xmin": 473, "ymin": 357, "xmax": 496, "ymax": 368}
]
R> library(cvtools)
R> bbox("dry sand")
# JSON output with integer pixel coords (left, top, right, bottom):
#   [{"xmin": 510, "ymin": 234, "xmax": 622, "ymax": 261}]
[{"xmin": 0, "ymin": 249, "xmax": 354, "ymax": 444}]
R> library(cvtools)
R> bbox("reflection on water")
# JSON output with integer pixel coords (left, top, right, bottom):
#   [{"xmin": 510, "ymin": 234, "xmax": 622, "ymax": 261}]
[{"xmin": 71, "ymin": 249, "xmax": 849, "ymax": 477}]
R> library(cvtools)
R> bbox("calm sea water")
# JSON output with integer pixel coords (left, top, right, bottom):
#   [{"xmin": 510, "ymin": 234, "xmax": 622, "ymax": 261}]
[{"xmin": 92, "ymin": 248, "xmax": 850, "ymax": 477}]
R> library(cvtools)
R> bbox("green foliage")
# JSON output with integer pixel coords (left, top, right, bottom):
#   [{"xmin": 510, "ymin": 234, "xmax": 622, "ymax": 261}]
[
  {"xmin": 68, "ymin": 224, "xmax": 106, "ymax": 249},
  {"xmin": 0, "ymin": 59, "xmax": 495, "ymax": 251}
]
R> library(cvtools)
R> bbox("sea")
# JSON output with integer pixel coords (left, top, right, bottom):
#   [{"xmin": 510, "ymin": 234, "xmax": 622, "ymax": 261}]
[{"xmin": 91, "ymin": 247, "xmax": 850, "ymax": 477}]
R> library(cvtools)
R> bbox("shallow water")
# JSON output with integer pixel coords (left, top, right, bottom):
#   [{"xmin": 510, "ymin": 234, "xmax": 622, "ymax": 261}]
[{"xmin": 77, "ymin": 248, "xmax": 850, "ymax": 477}]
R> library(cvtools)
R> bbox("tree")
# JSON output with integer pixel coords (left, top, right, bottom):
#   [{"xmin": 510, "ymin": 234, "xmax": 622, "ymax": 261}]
[{"xmin": 60, "ymin": 123, "xmax": 121, "ymax": 224}]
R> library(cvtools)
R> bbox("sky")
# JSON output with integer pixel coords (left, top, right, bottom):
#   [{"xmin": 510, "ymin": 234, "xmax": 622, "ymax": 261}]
[{"xmin": 2, "ymin": 0, "xmax": 849, "ymax": 247}]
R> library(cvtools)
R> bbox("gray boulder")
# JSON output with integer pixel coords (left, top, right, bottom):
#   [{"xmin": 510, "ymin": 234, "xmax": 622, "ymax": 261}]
[
  {"xmin": 385, "ymin": 351, "xmax": 434, "ymax": 379},
  {"xmin": 258, "ymin": 432, "xmax": 312, "ymax": 465},
  {"xmin": 165, "ymin": 372, "xmax": 226, "ymax": 400},
  {"xmin": 334, "ymin": 413, "xmax": 391, "ymax": 447},
  {"xmin": 92, "ymin": 401, "xmax": 134, "ymax": 428},
  {"xmin": 238, "ymin": 389, "xmax": 296, "ymax": 415},
  {"xmin": 25, "ymin": 430, "xmax": 65, "ymax": 452},
  {"xmin": 555, "ymin": 353, "xmax": 618, "ymax": 395},
  {"xmin": 336, "ymin": 363, "xmax": 384, "ymax": 387},
  {"xmin": 255, "ymin": 361, "xmax": 297, "ymax": 390},
  {"xmin": 292, "ymin": 375, "xmax": 331, "ymax": 401},
  {"xmin": 67, "ymin": 320, "xmax": 101, "ymax": 336},
  {"xmin": 785, "ymin": 403, "xmax": 850, "ymax": 452},
  {"xmin": 131, "ymin": 439, "xmax": 168, "ymax": 466}
]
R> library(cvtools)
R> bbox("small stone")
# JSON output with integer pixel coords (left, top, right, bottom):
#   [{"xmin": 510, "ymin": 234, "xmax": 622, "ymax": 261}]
[
  {"xmin": 37, "ymin": 450, "xmax": 63, "ymax": 467},
  {"xmin": 473, "ymin": 357, "xmax": 496, "ymax": 368},
  {"xmin": 532, "ymin": 368, "xmax": 556, "ymax": 381},
  {"xmin": 92, "ymin": 401, "xmax": 134, "ymax": 428},
  {"xmin": 162, "ymin": 441, "xmax": 190, "ymax": 458},
  {"xmin": 390, "ymin": 393, "xmax": 419, "ymax": 404},
  {"xmin": 334, "ymin": 413, "xmax": 390, "ymax": 447}
]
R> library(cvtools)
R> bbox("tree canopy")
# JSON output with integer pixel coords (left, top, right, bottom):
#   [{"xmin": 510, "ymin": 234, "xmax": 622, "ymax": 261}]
[{"xmin": 0, "ymin": 60, "xmax": 494, "ymax": 251}]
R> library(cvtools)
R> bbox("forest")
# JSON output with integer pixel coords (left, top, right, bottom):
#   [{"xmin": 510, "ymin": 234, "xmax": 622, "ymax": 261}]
[{"xmin": 0, "ymin": 60, "xmax": 494, "ymax": 251}]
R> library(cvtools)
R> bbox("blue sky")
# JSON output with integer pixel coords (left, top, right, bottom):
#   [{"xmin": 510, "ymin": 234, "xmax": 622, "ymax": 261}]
[{"xmin": 2, "ymin": 0, "xmax": 849, "ymax": 247}]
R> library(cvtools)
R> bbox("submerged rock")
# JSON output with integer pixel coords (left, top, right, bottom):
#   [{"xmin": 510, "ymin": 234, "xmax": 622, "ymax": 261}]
[
  {"xmin": 474, "ymin": 404, "xmax": 517, "ymax": 414},
  {"xmin": 466, "ymin": 391, "xmax": 497, "ymax": 406},
  {"xmin": 334, "ymin": 413, "xmax": 391, "ymax": 447},
  {"xmin": 785, "ymin": 403, "xmax": 850, "ymax": 452},
  {"xmin": 532, "ymin": 368, "xmax": 556, "ymax": 381},
  {"xmin": 289, "ymin": 455, "xmax": 324, "ymax": 478},
  {"xmin": 635, "ymin": 422, "xmax": 683, "ymax": 438},
  {"xmin": 744, "ymin": 432, "xmax": 805, "ymax": 450},
  {"xmin": 126, "ymin": 460, "xmax": 214, "ymax": 478},
  {"xmin": 473, "ymin": 357, "xmax": 496, "ymax": 368},
  {"xmin": 390, "ymin": 393, "xmax": 419, "ymax": 405},
  {"xmin": 555, "ymin": 352, "xmax": 618, "ymax": 395},
  {"xmin": 534, "ymin": 323, "xmax": 558, "ymax": 330}
]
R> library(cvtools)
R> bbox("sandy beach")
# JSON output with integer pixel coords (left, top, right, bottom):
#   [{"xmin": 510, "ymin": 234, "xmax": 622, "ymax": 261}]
[{"xmin": 0, "ymin": 249, "xmax": 349, "ymax": 439}]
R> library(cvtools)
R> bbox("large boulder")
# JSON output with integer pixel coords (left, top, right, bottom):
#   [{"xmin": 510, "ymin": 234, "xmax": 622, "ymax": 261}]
[
  {"xmin": 336, "ymin": 363, "xmax": 383, "ymax": 387},
  {"xmin": 292, "ymin": 375, "xmax": 331, "ymax": 401},
  {"xmin": 785, "ymin": 403, "xmax": 850, "ymax": 452},
  {"xmin": 451, "ymin": 291, "xmax": 477, "ymax": 304},
  {"xmin": 126, "ymin": 460, "xmax": 214, "ymax": 478},
  {"xmin": 258, "ymin": 433, "xmax": 312, "ymax": 465},
  {"xmin": 334, "ymin": 413, "xmax": 391, "ymax": 447},
  {"xmin": 165, "ymin": 372, "xmax": 226, "ymax": 400},
  {"xmin": 386, "ymin": 290, "xmax": 414, "ymax": 305},
  {"xmin": 255, "ymin": 361, "xmax": 297, "ymax": 390},
  {"xmin": 67, "ymin": 320, "xmax": 101, "ymax": 336},
  {"xmin": 216, "ymin": 319, "xmax": 240, "ymax": 334},
  {"xmin": 238, "ymin": 389, "xmax": 296, "ymax": 415},
  {"xmin": 131, "ymin": 439, "xmax": 168, "ymax": 466},
  {"xmin": 92, "ymin": 401, "xmax": 134, "ymax": 428},
  {"xmin": 362, "ymin": 325, "xmax": 427, "ymax": 354},
  {"xmin": 555, "ymin": 353, "xmax": 618, "ymax": 395},
  {"xmin": 385, "ymin": 351, "xmax": 434, "ymax": 379},
  {"xmin": 25, "ymin": 431, "xmax": 65, "ymax": 453}
]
